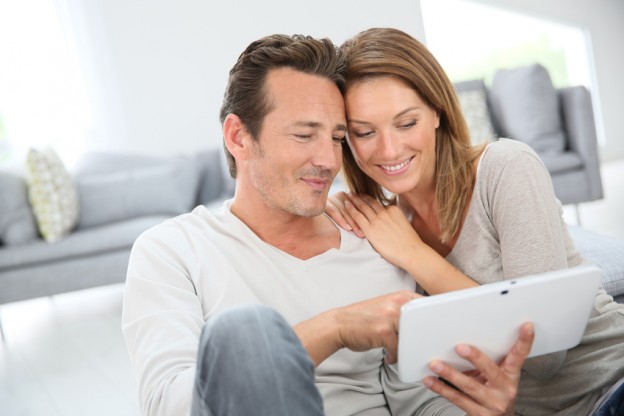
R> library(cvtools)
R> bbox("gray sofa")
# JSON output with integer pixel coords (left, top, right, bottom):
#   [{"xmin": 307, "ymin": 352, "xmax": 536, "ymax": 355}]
[
  {"xmin": 0, "ymin": 148, "xmax": 235, "ymax": 325},
  {"xmin": 454, "ymin": 63, "xmax": 603, "ymax": 206},
  {"xmin": 0, "ymin": 144, "xmax": 622, "ymax": 338}
]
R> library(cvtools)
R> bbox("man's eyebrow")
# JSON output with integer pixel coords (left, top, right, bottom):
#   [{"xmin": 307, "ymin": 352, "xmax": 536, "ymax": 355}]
[{"xmin": 291, "ymin": 121, "xmax": 347, "ymax": 131}]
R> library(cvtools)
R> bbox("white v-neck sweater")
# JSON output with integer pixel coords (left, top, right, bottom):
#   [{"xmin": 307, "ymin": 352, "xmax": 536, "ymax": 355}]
[{"xmin": 122, "ymin": 201, "xmax": 464, "ymax": 416}]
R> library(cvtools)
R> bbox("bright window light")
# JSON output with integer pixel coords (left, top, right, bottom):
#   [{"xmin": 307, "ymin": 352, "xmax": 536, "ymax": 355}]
[
  {"xmin": 420, "ymin": 0, "xmax": 594, "ymax": 89},
  {"xmin": 0, "ymin": 0, "xmax": 91, "ymax": 168}
]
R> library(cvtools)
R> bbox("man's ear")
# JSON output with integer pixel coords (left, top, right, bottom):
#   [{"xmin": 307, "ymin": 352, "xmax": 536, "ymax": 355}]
[{"xmin": 223, "ymin": 114, "xmax": 252, "ymax": 160}]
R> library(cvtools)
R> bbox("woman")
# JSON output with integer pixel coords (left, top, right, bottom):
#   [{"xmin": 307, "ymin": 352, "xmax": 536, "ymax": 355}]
[{"xmin": 327, "ymin": 27, "xmax": 624, "ymax": 416}]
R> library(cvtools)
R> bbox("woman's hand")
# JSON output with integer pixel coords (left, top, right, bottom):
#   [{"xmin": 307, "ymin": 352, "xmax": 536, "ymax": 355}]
[
  {"xmin": 341, "ymin": 194, "xmax": 425, "ymax": 271},
  {"xmin": 328, "ymin": 193, "xmax": 479, "ymax": 294},
  {"xmin": 326, "ymin": 192, "xmax": 364, "ymax": 237},
  {"xmin": 423, "ymin": 322, "xmax": 535, "ymax": 416}
]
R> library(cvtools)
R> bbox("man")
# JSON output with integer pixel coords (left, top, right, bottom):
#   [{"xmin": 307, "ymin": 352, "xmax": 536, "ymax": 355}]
[{"xmin": 122, "ymin": 34, "xmax": 534, "ymax": 416}]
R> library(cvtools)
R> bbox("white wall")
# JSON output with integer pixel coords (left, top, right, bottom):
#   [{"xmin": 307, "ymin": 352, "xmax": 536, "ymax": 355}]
[
  {"xmin": 68, "ymin": 0, "xmax": 425, "ymax": 156},
  {"xmin": 68, "ymin": 0, "xmax": 623, "ymax": 162}
]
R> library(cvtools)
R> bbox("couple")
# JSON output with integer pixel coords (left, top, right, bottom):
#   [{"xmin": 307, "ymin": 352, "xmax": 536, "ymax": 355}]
[{"xmin": 122, "ymin": 28, "xmax": 624, "ymax": 416}]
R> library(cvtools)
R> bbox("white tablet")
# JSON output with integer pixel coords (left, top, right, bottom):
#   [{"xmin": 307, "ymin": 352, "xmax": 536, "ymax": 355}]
[{"xmin": 397, "ymin": 264, "xmax": 602, "ymax": 383}]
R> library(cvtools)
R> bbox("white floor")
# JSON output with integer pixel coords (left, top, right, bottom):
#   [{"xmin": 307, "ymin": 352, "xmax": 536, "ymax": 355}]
[
  {"xmin": 0, "ymin": 285, "xmax": 139, "ymax": 416},
  {"xmin": 0, "ymin": 159, "xmax": 622, "ymax": 416}
]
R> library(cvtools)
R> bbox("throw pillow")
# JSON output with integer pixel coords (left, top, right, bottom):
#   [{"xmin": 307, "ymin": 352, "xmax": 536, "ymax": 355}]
[
  {"xmin": 454, "ymin": 79, "xmax": 496, "ymax": 145},
  {"xmin": 489, "ymin": 63, "xmax": 565, "ymax": 154},
  {"xmin": 25, "ymin": 148, "xmax": 79, "ymax": 243}
]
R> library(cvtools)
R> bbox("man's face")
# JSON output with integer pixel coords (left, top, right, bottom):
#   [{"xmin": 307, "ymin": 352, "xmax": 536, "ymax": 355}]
[{"xmin": 245, "ymin": 67, "xmax": 346, "ymax": 217}]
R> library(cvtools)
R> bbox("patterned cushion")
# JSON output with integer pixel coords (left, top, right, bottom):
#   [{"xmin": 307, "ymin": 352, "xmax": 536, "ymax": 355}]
[
  {"xmin": 25, "ymin": 148, "xmax": 79, "ymax": 243},
  {"xmin": 454, "ymin": 79, "xmax": 496, "ymax": 145}
]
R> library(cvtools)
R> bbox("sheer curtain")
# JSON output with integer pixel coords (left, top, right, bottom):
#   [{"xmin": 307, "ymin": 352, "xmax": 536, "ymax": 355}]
[{"xmin": 0, "ymin": 0, "xmax": 90, "ymax": 170}]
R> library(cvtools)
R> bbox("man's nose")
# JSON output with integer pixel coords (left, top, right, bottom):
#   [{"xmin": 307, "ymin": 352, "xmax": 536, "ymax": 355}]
[{"xmin": 311, "ymin": 136, "xmax": 342, "ymax": 171}]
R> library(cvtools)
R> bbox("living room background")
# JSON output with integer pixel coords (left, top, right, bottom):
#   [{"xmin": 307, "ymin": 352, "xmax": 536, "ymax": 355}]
[{"xmin": 0, "ymin": 0, "xmax": 622, "ymax": 166}]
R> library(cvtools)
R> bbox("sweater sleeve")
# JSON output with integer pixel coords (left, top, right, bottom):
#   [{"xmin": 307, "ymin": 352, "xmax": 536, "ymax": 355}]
[
  {"xmin": 122, "ymin": 222, "xmax": 204, "ymax": 416},
  {"xmin": 485, "ymin": 142, "xmax": 569, "ymax": 378}
]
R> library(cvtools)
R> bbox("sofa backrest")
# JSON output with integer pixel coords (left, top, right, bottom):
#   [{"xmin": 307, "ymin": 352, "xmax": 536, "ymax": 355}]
[{"xmin": 0, "ymin": 171, "xmax": 39, "ymax": 246}]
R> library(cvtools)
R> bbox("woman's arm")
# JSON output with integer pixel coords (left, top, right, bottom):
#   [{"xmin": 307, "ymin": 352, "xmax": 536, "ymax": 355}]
[
  {"xmin": 327, "ymin": 192, "xmax": 478, "ymax": 295},
  {"xmin": 483, "ymin": 143, "xmax": 573, "ymax": 378}
]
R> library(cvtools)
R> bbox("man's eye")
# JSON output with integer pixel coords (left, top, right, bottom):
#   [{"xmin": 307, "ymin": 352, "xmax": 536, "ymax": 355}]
[
  {"xmin": 333, "ymin": 136, "xmax": 346, "ymax": 143},
  {"xmin": 294, "ymin": 134, "xmax": 312, "ymax": 141}
]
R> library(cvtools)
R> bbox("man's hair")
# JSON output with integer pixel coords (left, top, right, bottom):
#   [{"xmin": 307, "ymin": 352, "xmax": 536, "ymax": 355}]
[
  {"xmin": 219, "ymin": 34, "xmax": 346, "ymax": 178},
  {"xmin": 340, "ymin": 27, "xmax": 484, "ymax": 244}
]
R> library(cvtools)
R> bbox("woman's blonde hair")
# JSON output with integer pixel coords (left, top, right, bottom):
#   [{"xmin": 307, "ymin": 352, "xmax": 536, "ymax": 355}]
[{"xmin": 340, "ymin": 27, "xmax": 483, "ymax": 243}]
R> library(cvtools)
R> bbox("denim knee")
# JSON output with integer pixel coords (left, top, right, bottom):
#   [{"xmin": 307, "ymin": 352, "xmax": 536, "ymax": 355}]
[
  {"xmin": 198, "ymin": 304, "xmax": 288, "ymax": 350},
  {"xmin": 192, "ymin": 304, "xmax": 324, "ymax": 416}
]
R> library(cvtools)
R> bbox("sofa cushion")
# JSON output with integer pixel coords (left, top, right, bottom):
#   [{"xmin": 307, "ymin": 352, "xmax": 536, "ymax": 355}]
[
  {"xmin": 219, "ymin": 145, "xmax": 236, "ymax": 195},
  {"xmin": 0, "ymin": 216, "xmax": 166, "ymax": 271},
  {"xmin": 539, "ymin": 152, "xmax": 583, "ymax": 175},
  {"xmin": 568, "ymin": 225, "xmax": 624, "ymax": 298},
  {"xmin": 0, "ymin": 171, "xmax": 39, "ymax": 245},
  {"xmin": 75, "ymin": 153, "xmax": 200, "ymax": 229},
  {"xmin": 25, "ymin": 148, "xmax": 80, "ymax": 243},
  {"xmin": 195, "ymin": 149, "xmax": 236, "ymax": 205},
  {"xmin": 489, "ymin": 64, "xmax": 566, "ymax": 155},
  {"xmin": 453, "ymin": 79, "xmax": 496, "ymax": 145}
]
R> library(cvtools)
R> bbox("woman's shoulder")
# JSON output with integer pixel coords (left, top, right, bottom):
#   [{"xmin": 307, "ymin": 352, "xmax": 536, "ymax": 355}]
[
  {"xmin": 479, "ymin": 138, "xmax": 546, "ymax": 176},
  {"xmin": 484, "ymin": 138, "xmax": 541, "ymax": 161}
]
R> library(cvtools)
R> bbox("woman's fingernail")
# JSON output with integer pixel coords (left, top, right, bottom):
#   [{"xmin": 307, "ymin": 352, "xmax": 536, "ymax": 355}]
[
  {"xmin": 457, "ymin": 344, "xmax": 471, "ymax": 357},
  {"xmin": 430, "ymin": 361, "xmax": 443, "ymax": 373}
]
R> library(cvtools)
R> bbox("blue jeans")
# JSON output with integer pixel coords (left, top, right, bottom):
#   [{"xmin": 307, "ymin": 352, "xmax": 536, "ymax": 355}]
[
  {"xmin": 191, "ymin": 304, "xmax": 325, "ymax": 416},
  {"xmin": 592, "ymin": 378, "xmax": 624, "ymax": 416}
]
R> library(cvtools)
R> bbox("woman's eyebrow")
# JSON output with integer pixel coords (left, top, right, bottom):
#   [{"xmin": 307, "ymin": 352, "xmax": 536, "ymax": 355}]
[{"xmin": 348, "ymin": 106, "xmax": 422, "ymax": 125}]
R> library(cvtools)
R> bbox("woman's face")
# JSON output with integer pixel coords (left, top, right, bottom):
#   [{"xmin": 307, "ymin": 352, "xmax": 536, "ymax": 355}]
[{"xmin": 345, "ymin": 76, "xmax": 440, "ymax": 196}]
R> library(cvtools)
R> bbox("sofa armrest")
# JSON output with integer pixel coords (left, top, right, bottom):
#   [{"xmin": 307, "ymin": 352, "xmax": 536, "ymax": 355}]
[{"xmin": 558, "ymin": 86, "xmax": 604, "ymax": 200}]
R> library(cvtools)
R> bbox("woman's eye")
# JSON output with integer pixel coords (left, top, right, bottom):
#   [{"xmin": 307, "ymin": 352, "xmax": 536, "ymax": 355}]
[
  {"xmin": 399, "ymin": 121, "xmax": 416, "ymax": 129},
  {"xmin": 354, "ymin": 131, "xmax": 374, "ymax": 139}
]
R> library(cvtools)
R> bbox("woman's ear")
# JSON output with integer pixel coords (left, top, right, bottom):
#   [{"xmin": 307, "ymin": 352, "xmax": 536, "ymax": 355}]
[{"xmin": 223, "ymin": 114, "xmax": 251, "ymax": 160}]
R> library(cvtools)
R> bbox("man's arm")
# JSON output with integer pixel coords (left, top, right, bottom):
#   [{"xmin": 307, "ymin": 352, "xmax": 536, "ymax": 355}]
[
  {"xmin": 294, "ymin": 290, "xmax": 419, "ymax": 366},
  {"xmin": 122, "ymin": 226, "xmax": 204, "ymax": 416}
]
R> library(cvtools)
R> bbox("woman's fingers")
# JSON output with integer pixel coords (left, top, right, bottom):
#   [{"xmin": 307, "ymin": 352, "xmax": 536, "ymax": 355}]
[
  {"xmin": 423, "ymin": 325, "xmax": 535, "ymax": 415},
  {"xmin": 326, "ymin": 192, "xmax": 364, "ymax": 237}
]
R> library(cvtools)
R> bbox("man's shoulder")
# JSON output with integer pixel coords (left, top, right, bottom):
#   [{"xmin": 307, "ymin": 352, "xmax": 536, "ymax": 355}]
[{"xmin": 134, "ymin": 203, "xmax": 230, "ymax": 248}]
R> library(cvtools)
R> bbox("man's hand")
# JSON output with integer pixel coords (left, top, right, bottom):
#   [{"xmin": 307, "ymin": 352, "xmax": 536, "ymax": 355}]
[
  {"xmin": 423, "ymin": 322, "xmax": 535, "ymax": 415},
  {"xmin": 295, "ymin": 290, "xmax": 420, "ymax": 366}
]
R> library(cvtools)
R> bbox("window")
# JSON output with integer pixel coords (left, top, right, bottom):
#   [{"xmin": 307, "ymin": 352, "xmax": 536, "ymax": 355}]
[
  {"xmin": 0, "ymin": 0, "xmax": 91, "ymax": 168},
  {"xmin": 420, "ymin": 0, "xmax": 594, "ymax": 89}
]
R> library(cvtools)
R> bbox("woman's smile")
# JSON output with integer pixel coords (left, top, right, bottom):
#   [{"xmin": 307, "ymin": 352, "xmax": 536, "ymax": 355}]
[{"xmin": 379, "ymin": 156, "xmax": 415, "ymax": 175}]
